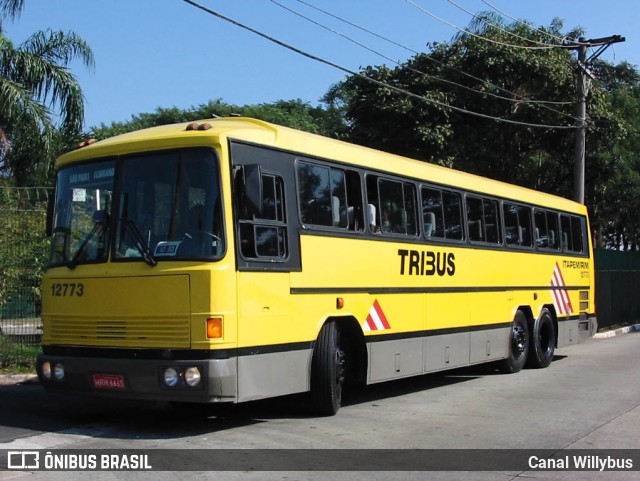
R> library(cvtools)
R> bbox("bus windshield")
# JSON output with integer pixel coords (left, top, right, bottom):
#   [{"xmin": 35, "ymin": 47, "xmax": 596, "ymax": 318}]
[{"xmin": 49, "ymin": 148, "xmax": 224, "ymax": 266}]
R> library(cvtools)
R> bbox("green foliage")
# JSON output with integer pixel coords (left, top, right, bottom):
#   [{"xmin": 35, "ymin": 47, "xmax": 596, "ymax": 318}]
[
  {"xmin": 0, "ymin": 336, "xmax": 41, "ymax": 369},
  {"xmin": 587, "ymin": 62, "xmax": 640, "ymax": 249},
  {"xmin": 0, "ymin": 185, "xmax": 47, "ymax": 370},
  {"xmin": 325, "ymin": 16, "xmax": 639, "ymax": 248},
  {"xmin": 0, "ymin": 186, "xmax": 49, "ymax": 315},
  {"xmin": 0, "ymin": 0, "xmax": 24, "ymax": 22},
  {"xmin": 89, "ymin": 98, "xmax": 345, "ymax": 141},
  {"xmin": 329, "ymin": 17, "xmax": 578, "ymax": 181},
  {"xmin": 0, "ymin": 0, "xmax": 93, "ymax": 185}
]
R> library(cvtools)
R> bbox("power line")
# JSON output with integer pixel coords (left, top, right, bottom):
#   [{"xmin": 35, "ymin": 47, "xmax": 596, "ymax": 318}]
[
  {"xmin": 405, "ymin": 0, "xmax": 569, "ymax": 51},
  {"xmin": 445, "ymin": 0, "xmax": 562, "ymax": 48},
  {"xmin": 293, "ymin": 0, "xmax": 573, "ymax": 107},
  {"xmin": 270, "ymin": 0, "xmax": 545, "ymax": 109},
  {"xmin": 180, "ymin": 0, "xmax": 576, "ymax": 130},
  {"xmin": 273, "ymin": 0, "xmax": 575, "ymax": 120},
  {"xmin": 479, "ymin": 0, "xmax": 589, "ymax": 47}
]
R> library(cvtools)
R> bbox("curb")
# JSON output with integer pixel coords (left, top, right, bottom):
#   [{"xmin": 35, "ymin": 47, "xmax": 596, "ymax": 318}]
[
  {"xmin": 0, "ymin": 373, "xmax": 38, "ymax": 385},
  {"xmin": 593, "ymin": 323, "xmax": 640, "ymax": 339}
]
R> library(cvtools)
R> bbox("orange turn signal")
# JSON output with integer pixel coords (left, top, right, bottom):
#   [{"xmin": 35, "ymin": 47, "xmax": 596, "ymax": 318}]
[{"xmin": 206, "ymin": 317, "xmax": 223, "ymax": 339}]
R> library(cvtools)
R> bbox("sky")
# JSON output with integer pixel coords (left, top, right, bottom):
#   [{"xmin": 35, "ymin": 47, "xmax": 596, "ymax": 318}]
[{"xmin": 4, "ymin": 0, "xmax": 638, "ymax": 129}]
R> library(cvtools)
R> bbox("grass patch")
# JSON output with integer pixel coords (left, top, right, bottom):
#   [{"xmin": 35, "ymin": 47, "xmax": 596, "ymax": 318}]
[{"xmin": 0, "ymin": 335, "xmax": 41, "ymax": 371}]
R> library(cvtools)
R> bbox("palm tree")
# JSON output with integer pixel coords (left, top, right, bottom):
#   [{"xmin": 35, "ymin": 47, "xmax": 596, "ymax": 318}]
[
  {"xmin": 0, "ymin": 0, "xmax": 94, "ymax": 184},
  {"xmin": 0, "ymin": 0, "xmax": 22, "ymax": 20}
]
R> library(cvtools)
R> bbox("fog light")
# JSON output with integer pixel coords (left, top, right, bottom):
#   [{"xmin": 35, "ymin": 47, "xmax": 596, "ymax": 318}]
[
  {"xmin": 41, "ymin": 361, "xmax": 52, "ymax": 380},
  {"xmin": 184, "ymin": 367, "xmax": 201, "ymax": 387},
  {"xmin": 53, "ymin": 363, "xmax": 65, "ymax": 381},
  {"xmin": 164, "ymin": 367, "xmax": 180, "ymax": 387}
]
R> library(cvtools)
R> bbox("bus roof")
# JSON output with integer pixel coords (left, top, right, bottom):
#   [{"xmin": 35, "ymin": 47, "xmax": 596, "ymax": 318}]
[{"xmin": 57, "ymin": 116, "xmax": 585, "ymax": 214}]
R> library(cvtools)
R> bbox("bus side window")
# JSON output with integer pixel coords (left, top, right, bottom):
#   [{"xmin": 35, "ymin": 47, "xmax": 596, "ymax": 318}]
[
  {"xmin": 560, "ymin": 214, "xmax": 585, "ymax": 253},
  {"xmin": 466, "ymin": 196, "xmax": 485, "ymax": 242},
  {"xmin": 571, "ymin": 216, "xmax": 584, "ymax": 253},
  {"xmin": 378, "ymin": 178, "xmax": 400, "ymax": 234},
  {"xmin": 535, "ymin": 210, "xmax": 560, "ymax": 250},
  {"xmin": 238, "ymin": 171, "xmax": 288, "ymax": 260},
  {"xmin": 421, "ymin": 186, "xmax": 464, "ymax": 241},
  {"xmin": 422, "ymin": 187, "xmax": 443, "ymax": 239},
  {"xmin": 442, "ymin": 190, "xmax": 464, "ymax": 241},
  {"xmin": 368, "ymin": 176, "xmax": 418, "ymax": 236},
  {"xmin": 547, "ymin": 213, "xmax": 559, "ymax": 249},
  {"xmin": 466, "ymin": 196, "xmax": 501, "ymax": 244},
  {"xmin": 296, "ymin": 161, "xmax": 363, "ymax": 231},
  {"xmin": 534, "ymin": 210, "xmax": 549, "ymax": 248},
  {"xmin": 519, "ymin": 206, "xmax": 533, "ymax": 247},
  {"xmin": 504, "ymin": 204, "xmax": 518, "ymax": 245},
  {"xmin": 504, "ymin": 202, "xmax": 532, "ymax": 248},
  {"xmin": 345, "ymin": 170, "xmax": 364, "ymax": 231},
  {"xmin": 366, "ymin": 175, "xmax": 381, "ymax": 233}
]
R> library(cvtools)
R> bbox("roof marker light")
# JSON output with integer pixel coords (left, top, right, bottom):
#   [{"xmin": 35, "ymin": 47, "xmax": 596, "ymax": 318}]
[{"xmin": 75, "ymin": 139, "xmax": 96, "ymax": 149}]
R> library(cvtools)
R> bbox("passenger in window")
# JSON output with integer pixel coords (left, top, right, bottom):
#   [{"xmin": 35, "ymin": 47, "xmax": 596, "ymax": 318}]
[{"xmin": 381, "ymin": 204, "xmax": 392, "ymax": 233}]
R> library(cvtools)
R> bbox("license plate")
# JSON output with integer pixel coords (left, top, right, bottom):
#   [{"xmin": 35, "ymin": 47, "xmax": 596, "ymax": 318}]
[{"xmin": 93, "ymin": 374, "xmax": 126, "ymax": 390}]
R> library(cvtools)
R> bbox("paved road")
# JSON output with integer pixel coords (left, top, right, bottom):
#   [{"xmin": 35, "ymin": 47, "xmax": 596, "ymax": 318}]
[{"xmin": 1, "ymin": 332, "xmax": 639, "ymax": 481}]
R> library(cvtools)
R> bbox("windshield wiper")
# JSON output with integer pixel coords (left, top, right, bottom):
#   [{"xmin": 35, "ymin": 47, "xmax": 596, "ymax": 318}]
[
  {"xmin": 67, "ymin": 211, "xmax": 108, "ymax": 270},
  {"xmin": 123, "ymin": 218, "xmax": 157, "ymax": 267}
]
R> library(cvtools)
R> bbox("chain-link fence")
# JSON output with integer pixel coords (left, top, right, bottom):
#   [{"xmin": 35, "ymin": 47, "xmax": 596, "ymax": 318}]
[{"xmin": 0, "ymin": 186, "xmax": 51, "ymax": 368}]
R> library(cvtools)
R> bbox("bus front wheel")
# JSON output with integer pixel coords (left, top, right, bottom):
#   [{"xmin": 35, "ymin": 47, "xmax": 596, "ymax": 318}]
[
  {"xmin": 500, "ymin": 310, "xmax": 529, "ymax": 374},
  {"xmin": 310, "ymin": 321, "xmax": 345, "ymax": 416},
  {"xmin": 526, "ymin": 309, "xmax": 556, "ymax": 369}
]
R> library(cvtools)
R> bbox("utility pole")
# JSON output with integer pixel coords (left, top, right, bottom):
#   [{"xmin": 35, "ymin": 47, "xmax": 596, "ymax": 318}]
[{"xmin": 570, "ymin": 35, "xmax": 625, "ymax": 204}]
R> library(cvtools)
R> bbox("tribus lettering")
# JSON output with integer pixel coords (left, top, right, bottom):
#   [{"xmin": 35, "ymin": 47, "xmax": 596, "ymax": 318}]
[{"xmin": 398, "ymin": 249, "xmax": 456, "ymax": 276}]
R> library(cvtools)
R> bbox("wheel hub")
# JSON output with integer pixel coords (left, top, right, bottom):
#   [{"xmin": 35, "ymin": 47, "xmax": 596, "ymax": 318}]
[{"xmin": 512, "ymin": 325, "xmax": 527, "ymax": 356}]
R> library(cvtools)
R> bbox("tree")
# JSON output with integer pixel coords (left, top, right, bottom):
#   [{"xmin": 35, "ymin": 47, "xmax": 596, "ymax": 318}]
[
  {"xmin": 325, "ymin": 14, "xmax": 637, "ymax": 248},
  {"xmin": 327, "ymin": 15, "xmax": 581, "ymax": 180},
  {"xmin": 587, "ymin": 61, "xmax": 640, "ymax": 249},
  {"xmin": 89, "ymin": 98, "xmax": 344, "ymax": 141},
  {"xmin": 0, "ymin": 0, "xmax": 94, "ymax": 185}
]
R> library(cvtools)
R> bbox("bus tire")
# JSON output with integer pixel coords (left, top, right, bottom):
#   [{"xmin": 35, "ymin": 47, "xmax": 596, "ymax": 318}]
[
  {"xmin": 310, "ymin": 321, "xmax": 345, "ymax": 416},
  {"xmin": 526, "ymin": 309, "xmax": 556, "ymax": 369},
  {"xmin": 500, "ymin": 310, "xmax": 529, "ymax": 374}
]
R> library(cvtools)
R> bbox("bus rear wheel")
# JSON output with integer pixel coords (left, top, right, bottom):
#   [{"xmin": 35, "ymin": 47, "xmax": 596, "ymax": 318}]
[
  {"xmin": 500, "ymin": 310, "xmax": 529, "ymax": 374},
  {"xmin": 310, "ymin": 321, "xmax": 345, "ymax": 416},
  {"xmin": 526, "ymin": 309, "xmax": 556, "ymax": 369}
]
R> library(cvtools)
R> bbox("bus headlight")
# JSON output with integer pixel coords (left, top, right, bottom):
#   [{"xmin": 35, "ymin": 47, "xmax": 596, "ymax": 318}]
[
  {"xmin": 41, "ymin": 361, "xmax": 52, "ymax": 380},
  {"xmin": 163, "ymin": 367, "xmax": 180, "ymax": 388},
  {"xmin": 184, "ymin": 367, "xmax": 201, "ymax": 387},
  {"xmin": 53, "ymin": 363, "xmax": 65, "ymax": 381}
]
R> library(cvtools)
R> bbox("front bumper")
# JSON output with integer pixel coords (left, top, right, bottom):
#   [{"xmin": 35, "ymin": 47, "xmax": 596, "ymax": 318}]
[{"xmin": 36, "ymin": 354, "xmax": 237, "ymax": 403}]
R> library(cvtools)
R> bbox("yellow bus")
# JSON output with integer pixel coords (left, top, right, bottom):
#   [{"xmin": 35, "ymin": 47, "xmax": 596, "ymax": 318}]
[{"xmin": 37, "ymin": 117, "xmax": 597, "ymax": 415}]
